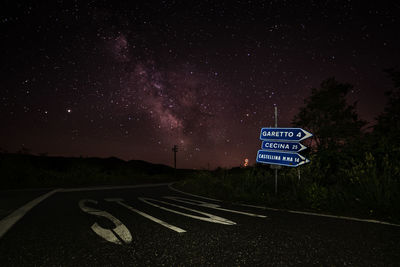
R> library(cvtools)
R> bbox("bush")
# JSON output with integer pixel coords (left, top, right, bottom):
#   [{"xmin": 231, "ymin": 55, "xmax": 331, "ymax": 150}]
[
  {"xmin": 344, "ymin": 152, "xmax": 400, "ymax": 220},
  {"xmin": 176, "ymin": 153, "xmax": 400, "ymax": 223},
  {"xmin": 305, "ymin": 183, "xmax": 329, "ymax": 210}
]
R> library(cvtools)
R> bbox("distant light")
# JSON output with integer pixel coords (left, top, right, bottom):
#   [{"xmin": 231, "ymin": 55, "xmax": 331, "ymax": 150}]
[
  {"xmin": 67, "ymin": 109, "xmax": 71, "ymax": 113},
  {"xmin": 244, "ymin": 158, "xmax": 249, "ymax": 167}
]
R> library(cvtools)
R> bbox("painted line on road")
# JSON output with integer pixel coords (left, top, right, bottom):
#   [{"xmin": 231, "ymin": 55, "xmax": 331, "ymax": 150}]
[
  {"xmin": 164, "ymin": 196, "xmax": 267, "ymax": 218},
  {"xmin": 168, "ymin": 183, "xmax": 222, "ymax": 202},
  {"xmin": 285, "ymin": 210, "xmax": 400, "ymax": 227},
  {"xmin": 0, "ymin": 183, "xmax": 176, "ymax": 240},
  {"xmin": 0, "ymin": 189, "xmax": 61, "ymax": 239},
  {"xmin": 139, "ymin": 197, "xmax": 236, "ymax": 225},
  {"xmin": 0, "ymin": 187, "xmax": 57, "ymax": 193},
  {"xmin": 62, "ymin": 183, "xmax": 171, "ymax": 192},
  {"xmin": 168, "ymin": 184, "xmax": 400, "ymax": 227},
  {"xmin": 105, "ymin": 198, "xmax": 186, "ymax": 233},
  {"xmin": 238, "ymin": 203, "xmax": 272, "ymax": 210},
  {"xmin": 79, "ymin": 199, "xmax": 132, "ymax": 245}
]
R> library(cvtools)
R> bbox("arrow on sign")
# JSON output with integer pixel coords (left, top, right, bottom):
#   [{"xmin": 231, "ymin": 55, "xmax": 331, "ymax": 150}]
[
  {"xmin": 261, "ymin": 141, "xmax": 307, "ymax": 153},
  {"xmin": 256, "ymin": 150, "xmax": 310, "ymax": 167},
  {"xmin": 259, "ymin": 128, "xmax": 313, "ymax": 142}
]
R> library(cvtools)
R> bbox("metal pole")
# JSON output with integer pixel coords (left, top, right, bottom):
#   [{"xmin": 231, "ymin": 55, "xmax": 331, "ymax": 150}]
[{"xmin": 274, "ymin": 106, "xmax": 278, "ymax": 195}]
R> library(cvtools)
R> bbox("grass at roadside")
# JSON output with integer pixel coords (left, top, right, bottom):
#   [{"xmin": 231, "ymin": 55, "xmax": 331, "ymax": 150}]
[{"xmin": 175, "ymin": 162, "xmax": 400, "ymax": 224}]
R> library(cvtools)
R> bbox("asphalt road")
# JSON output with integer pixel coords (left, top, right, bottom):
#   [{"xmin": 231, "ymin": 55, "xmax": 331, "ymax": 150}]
[{"xmin": 0, "ymin": 183, "xmax": 399, "ymax": 266}]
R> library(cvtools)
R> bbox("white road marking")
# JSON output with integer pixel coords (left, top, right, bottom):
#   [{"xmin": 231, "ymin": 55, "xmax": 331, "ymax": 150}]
[
  {"xmin": 79, "ymin": 199, "xmax": 132, "ymax": 245},
  {"xmin": 0, "ymin": 189, "xmax": 60, "ymax": 239},
  {"xmin": 139, "ymin": 197, "xmax": 236, "ymax": 225},
  {"xmin": 62, "ymin": 183, "xmax": 170, "ymax": 192},
  {"xmin": 0, "ymin": 187, "xmax": 57, "ymax": 193},
  {"xmin": 105, "ymin": 198, "xmax": 186, "ymax": 233},
  {"xmin": 169, "ymin": 184, "xmax": 400, "ymax": 227},
  {"xmin": 238, "ymin": 203, "xmax": 270, "ymax": 210},
  {"xmin": 168, "ymin": 183, "xmax": 222, "ymax": 202},
  {"xmin": 285, "ymin": 210, "xmax": 400, "ymax": 227},
  {"xmin": 163, "ymin": 196, "xmax": 267, "ymax": 218}
]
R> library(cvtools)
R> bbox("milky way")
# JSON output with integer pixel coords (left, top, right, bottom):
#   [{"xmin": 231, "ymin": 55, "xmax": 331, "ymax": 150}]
[{"xmin": 1, "ymin": 1, "xmax": 399, "ymax": 168}]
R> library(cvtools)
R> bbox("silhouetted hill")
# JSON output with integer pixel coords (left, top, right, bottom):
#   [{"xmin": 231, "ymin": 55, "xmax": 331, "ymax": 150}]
[{"xmin": 0, "ymin": 153, "xmax": 185, "ymax": 189}]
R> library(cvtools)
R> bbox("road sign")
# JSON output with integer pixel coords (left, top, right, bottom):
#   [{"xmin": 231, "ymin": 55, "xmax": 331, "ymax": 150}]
[
  {"xmin": 256, "ymin": 150, "xmax": 310, "ymax": 167},
  {"xmin": 261, "ymin": 140, "xmax": 307, "ymax": 153},
  {"xmin": 259, "ymin": 128, "xmax": 313, "ymax": 142}
]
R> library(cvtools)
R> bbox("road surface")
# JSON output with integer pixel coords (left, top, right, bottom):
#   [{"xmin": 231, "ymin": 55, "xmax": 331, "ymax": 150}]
[{"xmin": 0, "ymin": 183, "xmax": 399, "ymax": 266}]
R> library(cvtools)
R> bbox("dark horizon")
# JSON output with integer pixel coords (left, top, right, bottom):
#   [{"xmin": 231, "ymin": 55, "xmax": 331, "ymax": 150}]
[{"xmin": 1, "ymin": 1, "xmax": 399, "ymax": 169}]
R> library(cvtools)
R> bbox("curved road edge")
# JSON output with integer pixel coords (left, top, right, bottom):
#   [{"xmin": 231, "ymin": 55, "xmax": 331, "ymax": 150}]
[
  {"xmin": 168, "ymin": 182, "xmax": 400, "ymax": 228},
  {"xmin": 0, "ymin": 182, "xmax": 172, "ymax": 239},
  {"xmin": 0, "ymin": 189, "xmax": 61, "ymax": 239}
]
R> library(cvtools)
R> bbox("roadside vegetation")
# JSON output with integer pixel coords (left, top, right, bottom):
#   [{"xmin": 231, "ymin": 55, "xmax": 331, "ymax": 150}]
[{"xmin": 177, "ymin": 69, "xmax": 400, "ymax": 223}]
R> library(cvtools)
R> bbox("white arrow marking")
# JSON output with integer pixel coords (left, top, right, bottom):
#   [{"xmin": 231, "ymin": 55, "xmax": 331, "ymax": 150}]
[
  {"xmin": 163, "ymin": 196, "xmax": 266, "ymax": 218},
  {"xmin": 104, "ymin": 198, "xmax": 186, "ymax": 233},
  {"xmin": 139, "ymin": 197, "xmax": 236, "ymax": 225}
]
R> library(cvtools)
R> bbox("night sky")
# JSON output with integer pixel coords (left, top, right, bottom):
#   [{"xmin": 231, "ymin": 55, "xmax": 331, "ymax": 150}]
[{"xmin": 1, "ymin": 1, "xmax": 399, "ymax": 169}]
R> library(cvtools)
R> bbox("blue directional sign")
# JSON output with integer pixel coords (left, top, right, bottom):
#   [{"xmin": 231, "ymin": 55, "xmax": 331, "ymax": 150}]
[
  {"xmin": 261, "ymin": 141, "xmax": 307, "ymax": 153},
  {"xmin": 256, "ymin": 150, "xmax": 310, "ymax": 167},
  {"xmin": 260, "ymin": 128, "xmax": 313, "ymax": 142}
]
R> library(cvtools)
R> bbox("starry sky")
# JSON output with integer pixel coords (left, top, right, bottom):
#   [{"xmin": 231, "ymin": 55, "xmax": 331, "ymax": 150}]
[{"xmin": 1, "ymin": 1, "xmax": 399, "ymax": 169}]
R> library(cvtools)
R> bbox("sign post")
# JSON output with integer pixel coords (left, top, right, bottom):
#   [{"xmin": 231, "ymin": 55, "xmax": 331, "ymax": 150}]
[
  {"xmin": 274, "ymin": 106, "xmax": 278, "ymax": 195},
  {"xmin": 259, "ymin": 128, "xmax": 313, "ymax": 142},
  {"xmin": 256, "ymin": 106, "xmax": 313, "ymax": 195},
  {"xmin": 257, "ymin": 150, "xmax": 310, "ymax": 167},
  {"xmin": 261, "ymin": 141, "xmax": 307, "ymax": 152}
]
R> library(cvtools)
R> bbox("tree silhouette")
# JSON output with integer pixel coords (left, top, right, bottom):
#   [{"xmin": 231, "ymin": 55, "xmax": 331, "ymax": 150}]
[
  {"xmin": 373, "ymin": 68, "xmax": 400, "ymax": 156},
  {"xmin": 292, "ymin": 78, "xmax": 366, "ymax": 184}
]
